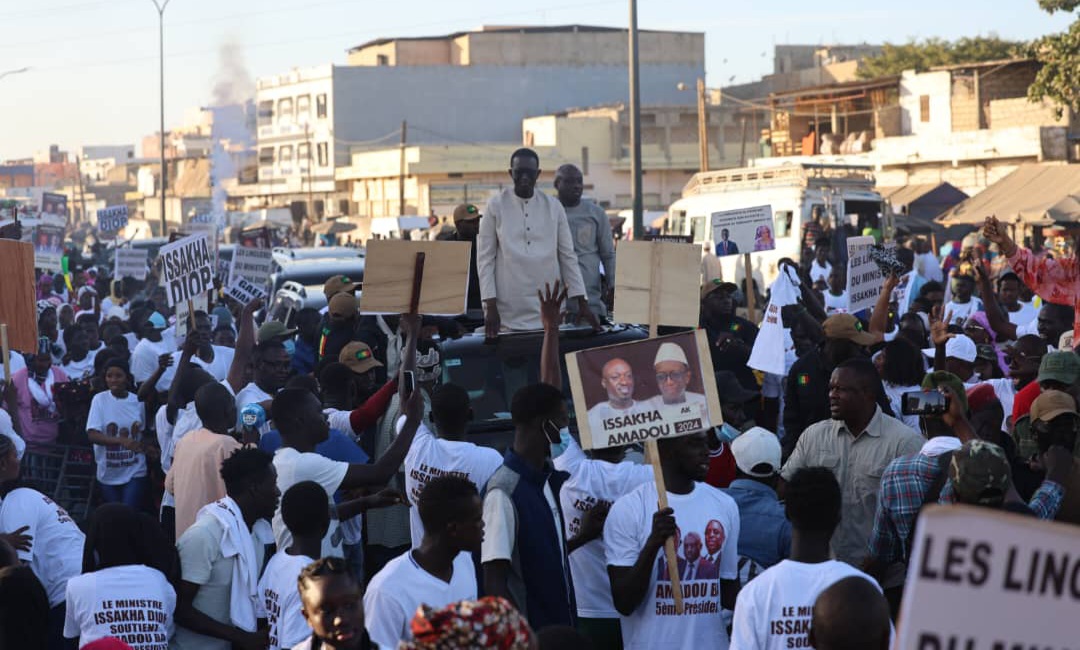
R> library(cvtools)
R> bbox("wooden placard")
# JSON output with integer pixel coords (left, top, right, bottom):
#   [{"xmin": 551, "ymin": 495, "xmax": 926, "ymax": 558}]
[
  {"xmin": 0, "ymin": 240, "xmax": 39, "ymax": 353},
  {"xmin": 614, "ymin": 240, "xmax": 702, "ymax": 329},
  {"xmin": 358, "ymin": 240, "xmax": 471, "ymax": 315}
]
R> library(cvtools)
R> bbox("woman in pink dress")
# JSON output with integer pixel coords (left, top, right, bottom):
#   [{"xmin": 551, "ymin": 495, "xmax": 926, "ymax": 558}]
[{"xmin": 4, "ymin": 338, "xmax": 68, "ymax": 452}]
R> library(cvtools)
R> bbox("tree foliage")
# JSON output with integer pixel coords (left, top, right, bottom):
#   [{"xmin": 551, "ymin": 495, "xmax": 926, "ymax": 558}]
[
  {"xmin": 1028, "ymin": 1, "xmax": 1080, "ymax": 116},
  {"xmin": 857, "ymin": 37, "xmax": 1022, "ymax": 79}
]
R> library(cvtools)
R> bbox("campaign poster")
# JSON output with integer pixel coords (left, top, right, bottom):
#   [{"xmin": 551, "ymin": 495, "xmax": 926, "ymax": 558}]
[
  {"xmin": 33, "ymin": 224, "xmax": 65, "ymax": 272},
  {"xmin": 114, "ymin": 248, "xmax": 148, "ymax": 281},
  {"xmin": 566, "ymin": 330, "xmax": 723, "ymax": 450},
  {"xmin": 40, "ymin": 192, "xmax": 69, "ymax": 223},
  {"xmin": 845, "ymin": 236, "xmax": 881, "ymax": 313},
  {"xmin": 897, "ymin": 504, "xmax": 1080, "ymax": 650},
  {"xmin": 229, "ymin": 246, "xmax": 273, "ymax": 288},
  {"xmin": 710, "ymin": 205, "xmax": 775, "ymax": 256},
  {"xmin": 158, "ymin": 233, "xmax": 214, "ymax": 307},
  {"xmin": 97, "ymin": 205, "xmax": 129, "ymax": 235}
]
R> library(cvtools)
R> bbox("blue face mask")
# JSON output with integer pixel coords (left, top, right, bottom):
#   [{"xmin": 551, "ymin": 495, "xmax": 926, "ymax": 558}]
[
  {"xmin": 717, "ymin": 422, "xmax": 742, "ymax": 445},
  {"xmin": 282, "ymin": 339, "xmax": 296, "ymax": 357}
]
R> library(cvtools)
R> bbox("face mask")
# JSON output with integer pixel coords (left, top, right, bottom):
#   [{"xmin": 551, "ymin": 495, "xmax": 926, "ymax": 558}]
[
  {"xmin": 548, "ymin": 424, "xmax": 572, "ymax": 458},
  {"xmin": 282, "ymin": 339, "xmax": 296, "ymax": 357},
  {"xmin": 717, "ymin": 422, "xmax": 741, "ymax": 445}
]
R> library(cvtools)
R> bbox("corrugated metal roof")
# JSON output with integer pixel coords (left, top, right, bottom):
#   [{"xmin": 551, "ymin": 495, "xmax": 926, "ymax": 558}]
[
  {"xmin": 879, "ymin": 183, "xmax": 948, "ymax": 207},
  {"xmin": 937, "ymin": 163, "xmax": 1080, "ymax": 225}
]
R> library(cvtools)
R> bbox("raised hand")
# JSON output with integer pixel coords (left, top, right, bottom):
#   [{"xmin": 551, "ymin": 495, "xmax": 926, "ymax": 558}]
[
  {"xmin": 538, "ymin": 281, "xmax": 568, "ymax": 332},
  {"xmin": 929, "ymin": 305, "xmax": 954, "ymax": 347}
]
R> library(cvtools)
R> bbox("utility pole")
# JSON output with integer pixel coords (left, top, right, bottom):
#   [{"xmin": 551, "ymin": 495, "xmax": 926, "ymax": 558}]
[
  {"xmin": 75, "ymin": 155, "xmax": 88, "ymax": 225},
  {"xmin": 398, "ymin": 120, "xmax": 407, "ymax": 216},
  {"xmin": 628, "ymin": 0, "xmax": 643, "ymax": 239},
  {"xmin": 151, "ymin": 0, "xmax": 171, "ymax": 236},
  {"xmin": 696, "ymin": 78, "xmax": 709, "ymax": 173}
]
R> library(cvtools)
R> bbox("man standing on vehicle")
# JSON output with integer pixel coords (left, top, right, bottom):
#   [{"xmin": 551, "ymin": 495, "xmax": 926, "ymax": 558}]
[
  {"xmin": 555, "ymin": 164, "xmax": 615, "ymax": 321},
  {"xmin": 478, "ymin": 148, "xmax": 601, "ymax": 336},
  {"xmin": 451, "ymin": 204, "xmax": 483, "ymax": 312}
]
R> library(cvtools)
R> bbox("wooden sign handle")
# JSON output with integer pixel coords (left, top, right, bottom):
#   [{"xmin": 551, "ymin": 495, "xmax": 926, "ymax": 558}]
[
  {"xmin": 645, "ymin": 241, "xmax": 684, "ymax": 614},
  {"xmin": 743, "ymin": 253, "xmax": 756, "ymax": 323},
  {"xmin": 1, "ymin": 324, "xmax": 10, "ymax": 384},
  {"xmin": 409, "ymin": 252, "xmax": 426, "ymax": 315},
  {"xmin": 186, "ymin": 299, "xmax": 196, "ymax": 331}
]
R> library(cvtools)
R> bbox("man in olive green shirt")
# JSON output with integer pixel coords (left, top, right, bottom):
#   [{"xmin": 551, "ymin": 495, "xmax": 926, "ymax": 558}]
[{"xmin": 781, "ymin": 358, "xmax": 922, "ymax": 566}]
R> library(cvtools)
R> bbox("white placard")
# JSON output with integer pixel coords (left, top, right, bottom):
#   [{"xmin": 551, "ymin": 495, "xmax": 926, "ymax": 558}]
[
  {"xmin": 158, "ymin": 233, "xmax": 213, "ymax": 307},
  {"xmin": 228, "ymin": 246, "xmax": 273, "ymax": 287},
  {"xmin": 96, "ymin": 206, "xmax": 129, "ymax": 233},
  {"xmin": 175, "ymin": 293, "xmax": 209, "ymax": 338},
  {"xmin": 224, "ymin": 276, "xmax": 268, "ymax": 306},
  {"xmin": 114, "ymin": 248, "xmax": 148, "ymax": 281},
  {"xmin": 709, "ymin": 205, "xmax": 775, "ymax": 256},
  {"xmin": 897, "ymin": 504, "xmax": 1080, "ymax": 650},
  {"xmin": 845, "ymin": 235, "xmax": 881, "ymax": 313}
]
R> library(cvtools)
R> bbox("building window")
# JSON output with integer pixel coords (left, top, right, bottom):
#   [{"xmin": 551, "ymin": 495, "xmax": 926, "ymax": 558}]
[
  {"xmin": 317, "ymin": 142, "xmax": 329, "ymax": 167},
  {"xmin": 919, "ymin": 95, "xmax": 931, "ymax": 123},
  {"xmin": 339, "ymin": 199, "xmax": 350, "ymax": 216},
  {"xmin": 279, "ymin": 145, "xmax": 293, "ymax": 165},
  {"xmin": 296, "ymin": 95, "xmax": 310, "ymax": 123},
  {"xmin": 297, "ymin": 143, "xmax": 310, "ymax": 164},
  {"xmin": 376, "ymin": 54, "xmax": 389, "ymax": 66},
  {"xmin": 774, "ymin": 210, "xmax": 794, "ymax": 238},
  {"xmin": 278, "ymin": 97, "xmax": 294, "ymax": 125},
  {"xmin": 258, "ymin": 147, "xmax": 274, "ymax": 164},
  {"xmin": 257, "ymin": 100, "xmax": 273, "ymax": 127},
  {"xmin": 316, "ymin": 94, "xmax": 328, "ymax": 119}
]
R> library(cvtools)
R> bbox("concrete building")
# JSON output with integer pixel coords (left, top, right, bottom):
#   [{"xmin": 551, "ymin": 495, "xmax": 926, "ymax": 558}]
[
  {"xmin": 232, "ymin": 24, "xmax": 705, "ymax": 219},
  {"xmin": 752, "ymin": 59, "xmax": 1077, "ymax": 197}
]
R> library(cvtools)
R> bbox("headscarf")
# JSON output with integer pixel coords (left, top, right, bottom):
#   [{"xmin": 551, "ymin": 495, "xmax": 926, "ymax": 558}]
[
  {"xmin": 402, "ymin": 597, "xmax": 534, "ymax": 650},
  {"xmin": 965, "ymin": 312, "xmax": 1009, "ymax": 377}
]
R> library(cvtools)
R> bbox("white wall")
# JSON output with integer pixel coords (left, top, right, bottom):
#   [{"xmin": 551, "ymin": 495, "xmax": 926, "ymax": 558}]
[{"xmin": 900, "ymin": 70, "xmax": 952, "ymax": 137}]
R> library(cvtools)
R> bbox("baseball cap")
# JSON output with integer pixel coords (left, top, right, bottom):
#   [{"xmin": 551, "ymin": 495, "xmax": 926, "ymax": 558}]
[
  {"xmin": 146, "ymin": 312, "xmax": 167, "ymax": 330},
  {"xmin": 731, "ymin": 427, "xmax": 781, "ymax": 478},
  {"xmin": 340, "ymin": 341, "xmax": 383, "ymax": 375},
  {"xmin": 921, "ymin": 371, "xmax": 969, "ymax": 413},
  {"xmin": 700, "ymin": 278, "xmax": 738, "ymax": 300},
  {"xmin": 257, "ymin": 321, "xmax": 297, "ymax": 343},
  {"xmin": 822, "ymin": 314, "xmax": 878, "ymax": 346},
  {"xmin": 975, "ymin": 344, "xmax": 997, "ymax": 362},
  {"xmin": 949, "ymin": 440, "xmax": 1011, "ymax": 506},
  {"xmin": 922, "ymin": 334, "xmax": 977, "ymax": 363},
  {"xmin": 714, "ymin": 371, "xmax": 759, "ymax": 404},
  {"xmin": 965, "ymin": 383, "xmax": 997, "ymax": 413},
  {"xmin": 1038, "ymin": 351, "xmax": 1080, "ymax": 386},
  {"xmin": 323, "ymin": 274, "xmax": 359, "ymax": 299},
  {"xmin": 329, "ymin": 292, "xmax": 358, "ymax": 319},
  {"xmin": 654, "ymin": 342, "xmax": 689, "ymax": 367},
  {"xmin": 1030, "ymin": 390, "xmax": 1078, "ymax": 423},
  {"xmin": 453, "ymin": 204, "xmax": 481, "ymax": 222}
]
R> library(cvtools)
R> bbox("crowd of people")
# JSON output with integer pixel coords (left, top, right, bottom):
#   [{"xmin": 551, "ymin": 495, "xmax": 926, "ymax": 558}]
[{"xmin": 0, "ymin": 147, "xmax": 1076, "ymax": 650}]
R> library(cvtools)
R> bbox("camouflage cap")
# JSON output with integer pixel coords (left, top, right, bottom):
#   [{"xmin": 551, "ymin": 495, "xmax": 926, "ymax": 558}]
[{"xmin": 949, "ymin": 440, "xmax": 1011, "ymax": 507}]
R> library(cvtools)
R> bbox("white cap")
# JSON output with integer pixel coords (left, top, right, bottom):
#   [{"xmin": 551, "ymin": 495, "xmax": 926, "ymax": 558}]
[
  {"xmin": 0, "ymin": 410, "xmax": 25, "ymax": 462},
  {"xmin": 106, "ymin": 306, "xmax": 126, "ymax": 320},
  {"xmin": 731, "ymin": 426, "xmax": 781, "ymax": 478},
  {"xmin": 923, "ymin": 334, "xmax": 977, "ymax": 363},
  {"xmin": 654, "ymin": 342, "xmax": 689, "ymax": 367}
]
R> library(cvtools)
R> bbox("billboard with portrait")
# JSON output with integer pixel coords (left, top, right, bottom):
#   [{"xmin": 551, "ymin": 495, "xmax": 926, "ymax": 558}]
[
  {"xmin": 710, "ymin": 205, "xmax": 775, "ymax": 256},
  {"xmin": 566, "ymin": 330, "xmax": 723, "ymax": 450},
  {"xmin": 40, "ymin": 192, "xmax": 69, "ymax": 223}
]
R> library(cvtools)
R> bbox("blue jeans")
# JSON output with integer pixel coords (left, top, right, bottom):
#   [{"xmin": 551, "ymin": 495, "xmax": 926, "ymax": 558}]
[{"xmin": 98, "ymin": 476, "xmax": 147, "ymax": 510}]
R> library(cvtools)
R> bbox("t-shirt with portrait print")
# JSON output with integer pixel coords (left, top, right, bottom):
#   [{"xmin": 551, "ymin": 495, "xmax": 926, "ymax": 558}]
[
  {"xmin": 86, "ymin": 391, "xmax": 147, "ymax": 486},
  {"xmin": 605, "ymin": 481, "xmax": 740, "ymax": 650}
]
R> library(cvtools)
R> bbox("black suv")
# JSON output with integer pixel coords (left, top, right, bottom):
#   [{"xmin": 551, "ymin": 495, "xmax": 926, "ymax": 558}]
[{"xmin": 439, "ymin": 324, "xmax": 649, "ymax": 451}]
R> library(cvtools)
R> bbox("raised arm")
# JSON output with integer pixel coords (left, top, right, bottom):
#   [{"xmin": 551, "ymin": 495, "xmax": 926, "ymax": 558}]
[
  {"xmin": 340, "ymin": 387, "xmax": 423, "ymax": 489},
  {"xmin": 539, "ymin": 281, "xmax": 567, "ymax": 390},
  {"xmin": 972, "ymin": 260, "xmax": 1016, "ymax": 342},
  {"xmin": 869, "ymin": 273, "xmax": 900, "ymax": 335},
  {"xmin": 226, "ymin": 298, "xmax": 261, "ymax": 393}
]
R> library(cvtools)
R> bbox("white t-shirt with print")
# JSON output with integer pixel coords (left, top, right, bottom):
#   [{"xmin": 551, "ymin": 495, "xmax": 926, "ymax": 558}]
[
  {"xmin": 944, "ymin": 298, "xmax": 983, "ymax": 327},
  {"xmin": 730, "ymin": 560, "xmax": 880, "ymax": 650},
  {"xmin": 0, "ymin": 488, "xmax": 85, "ymax": 606},
  {"xmin": 61, "ymin": 353, "xmax": 96, "ymax": 381},
  {"xmin": 272, "ymin": 447, "xmax": 349, "ymax": 558},
  {"xmin": 64, "ymin": 564, "xmax": 176, "ymax": 648},
  {"xmin": 86, "ymin": 391, "xmax": 147, "ymax": 485},
  {"xmin": 823, "ymin": 290, "xmax": 849, "ymax": 315},
  {"xmin": 158, "ymin": 346, "xmax": 236, "ymax": 392},
  {"xmin": 130, "ymin": 337, "xmax": 175, "ymax": 385},
  {"xmin": 257, "ymin": 551, "xmax": 315, "ymax": 650},
  {"xmin": 402, "ymin": 418, "xmax": 503, "ymax": 547},
  {"xmin": 809, "ymin": 260, "xmax": 832, "ymax": 284},
  {"xmin": 1007, "ymin": 302, "xmax": 1039, "ymax": 327},
  {"xmin": 605, "ymin": 481, "xmax": 740, "ymax": 650},
  {"xmin": 363, "ymin": 551, "xmax": 477, "ymax": 649},
  {"xmin": 554, "ymin": 438, "xmax": 653, "ymax": 618},
  {"xmin": 975, "ymin": 377, "xmax": 1016, "ymax": 432}
]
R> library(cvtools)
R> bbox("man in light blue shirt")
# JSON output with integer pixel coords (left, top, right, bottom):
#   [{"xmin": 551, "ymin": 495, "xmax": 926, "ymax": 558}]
[{"xmin": 723, "ymin": 427, "xmax": 791, "ymax": 583}]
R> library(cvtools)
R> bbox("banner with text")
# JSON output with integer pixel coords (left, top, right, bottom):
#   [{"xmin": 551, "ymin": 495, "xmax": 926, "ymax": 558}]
[
  {"xmin": 40, "ymin": 192, "xmax": 69, "ymax": 223},
  {"xmin": 158, "ymin": 233, "xmax": 214, "ymax": 307},
  {"xmin": 224, "ymin": 276, "xmax": 267, "ymax": 306},
  {"xmin": 33, "ymin": 224, "xmax": 65, "ymax": 272},
  {"xmin": 897, "ymin": 505, "xmax": 1080, "ymax": 650},
  {"xmin": 567, "ymin": 330, "xmax": 723, "ymax": 450},
  {"xmin": 96, "ymin": 206, "xmax": 129, "ymax": 234},
  {"xmin": 710, "ymin": 205, "xmax": 775, "ymax": 256},
  {"xmin": 113, "ymin": 248, "xmax": 148, "ymax": 281},
  {"xmin": 228, "ymin": 246, "xmax": 273, "ymax": 288},
  {"xmin": 846, "ymin": 235, "xmax": 881, "ymax": 313}
]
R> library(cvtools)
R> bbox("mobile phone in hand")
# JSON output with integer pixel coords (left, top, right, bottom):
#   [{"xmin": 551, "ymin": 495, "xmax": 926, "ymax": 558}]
[{"xmin": 402, "ymin": 370, "xmax": 415, "ymax": 397}]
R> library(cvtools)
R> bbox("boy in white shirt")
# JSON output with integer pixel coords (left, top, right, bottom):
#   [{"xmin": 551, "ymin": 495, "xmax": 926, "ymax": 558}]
[
  {"xmin": 258, "ymin": 481, "xmax": 330, "ymax": 650},
  {"xmin": 605, "ymin": 432, "xmax": 741, "ymax": 650},
  {"xmin": 730, "ymin": 468, "xmax": 882, "ymax": 650},
  {"xmin": 294, "ymin": 557, "xmax": 375, "ymax": 650},
  {"xmin": 364, "ymin": 476, "xmax": 482, "ymax": 648}
]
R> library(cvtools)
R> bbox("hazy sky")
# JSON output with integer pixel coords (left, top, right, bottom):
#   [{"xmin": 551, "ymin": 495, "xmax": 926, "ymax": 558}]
[{"xmin": 1, "ymin": 0, "xmax": 1074, "ymax": 160}]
